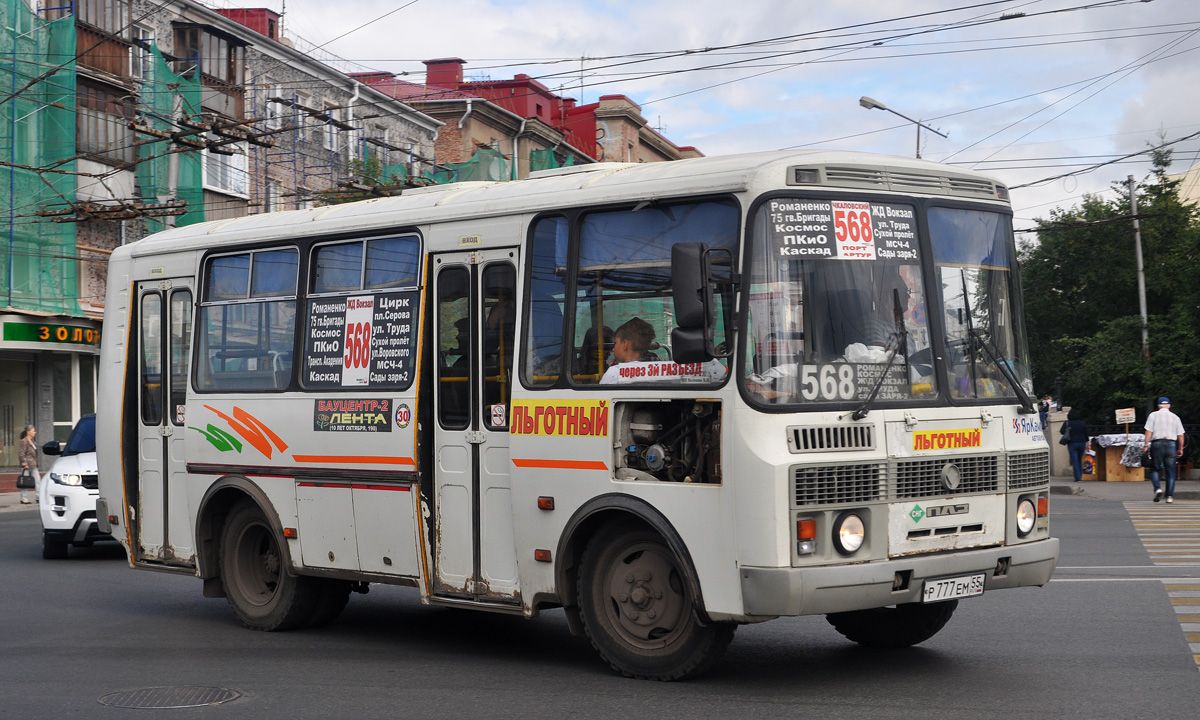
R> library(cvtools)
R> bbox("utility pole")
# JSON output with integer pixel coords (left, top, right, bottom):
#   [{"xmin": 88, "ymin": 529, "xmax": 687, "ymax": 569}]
[{"xmin": 1128, "ymin": 175, "xmax": 1149, "ymax": 360}]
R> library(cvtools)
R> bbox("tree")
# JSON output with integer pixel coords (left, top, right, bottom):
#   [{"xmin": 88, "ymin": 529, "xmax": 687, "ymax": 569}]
[{"xmin": 1020, "ymin": 149, "xmax": 1200, "ymax": 423}]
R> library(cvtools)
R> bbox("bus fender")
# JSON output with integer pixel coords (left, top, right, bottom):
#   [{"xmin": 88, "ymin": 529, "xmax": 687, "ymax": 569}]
[
  {"xmin": 195, "ymin": 476, "xmax": 296, "ymax": 589},
  {"xmin": 553, "ymin": 493, "xmax": 713, "ymax": 629}
]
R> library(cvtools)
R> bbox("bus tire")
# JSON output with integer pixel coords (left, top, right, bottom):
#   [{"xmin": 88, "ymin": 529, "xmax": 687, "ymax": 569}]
[
  {"xmin": 578, "ymin": 522, "xmax": 734, "ymax": 680},
  {"xmin": 305, "ymin": 579, "xmax": 352, "ymax": 628},
  {"xmin": 826, "ymin": 599, "xmax": 958, "ymax": 648},
  {"xmin": 220, "ymin": 500, "xmax": 318, "ymax": 631}
]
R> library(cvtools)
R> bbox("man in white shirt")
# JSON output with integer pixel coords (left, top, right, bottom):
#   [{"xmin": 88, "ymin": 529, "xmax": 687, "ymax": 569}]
[{"xmin": 1143, "ymin": 396, "xmax": 1186, "ymax": 503}]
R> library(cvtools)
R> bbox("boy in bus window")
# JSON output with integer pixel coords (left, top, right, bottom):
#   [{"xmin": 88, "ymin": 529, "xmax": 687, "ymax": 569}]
[{"xmin": 600, "ymin": 318, "xmax": 655, "ymax": 384}]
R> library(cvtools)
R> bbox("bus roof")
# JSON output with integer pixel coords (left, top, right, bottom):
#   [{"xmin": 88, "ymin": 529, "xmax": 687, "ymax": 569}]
[{"xmin": 126, "ymin": 149, "xmax": 1007, "ymax": 257}]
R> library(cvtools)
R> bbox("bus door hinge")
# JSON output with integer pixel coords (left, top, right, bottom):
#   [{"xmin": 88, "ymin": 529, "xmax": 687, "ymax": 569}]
[
  {"xmin": 159, "ymin": 280, "xmax": 173, "ymax": 290},
  {"xmin": 979, "ymin": 409, "xmax": 994, "ymax": 428},
  {"xmin": 469, "ymin": 251, "xmax": 482, "ymax": 265},
  {"xmin": 903, "ymin": 411, "xmax": 919, "ymax": 430},
  {"xmin": 159, "ymin": 425, "xmax": 174, "ymax": 437},
  {"xmin": 465, "ymin": 431, "xmax": 486, "ymax": 444}
]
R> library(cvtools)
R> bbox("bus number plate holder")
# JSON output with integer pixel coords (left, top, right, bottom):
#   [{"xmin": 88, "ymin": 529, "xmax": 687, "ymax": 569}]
[{"xmin": 921, "ymin": 572, "xmax": 985, "ymax": 603}]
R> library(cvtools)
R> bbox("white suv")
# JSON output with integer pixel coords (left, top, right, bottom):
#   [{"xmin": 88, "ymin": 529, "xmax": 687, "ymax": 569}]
[{"xmin": 39, "ymin": 415, "xmax": 110, "ymax": 559}]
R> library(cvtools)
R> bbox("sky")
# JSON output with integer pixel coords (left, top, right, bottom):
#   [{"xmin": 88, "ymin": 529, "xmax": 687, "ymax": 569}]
[{"xmin": 219, "ymin": 0, "xmax": 1200, "ymax": 235}]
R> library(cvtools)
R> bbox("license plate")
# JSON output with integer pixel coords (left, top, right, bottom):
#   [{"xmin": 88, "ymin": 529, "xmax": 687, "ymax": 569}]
[{"xmin": 922, "ymin": 572, "xmax": 986, "ymax": 603}]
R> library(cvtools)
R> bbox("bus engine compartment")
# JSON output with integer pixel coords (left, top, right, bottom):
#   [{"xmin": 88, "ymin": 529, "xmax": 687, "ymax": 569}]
[{"xmin": 613, "ymin": 400, "xmax": 722, "ymax": 484}]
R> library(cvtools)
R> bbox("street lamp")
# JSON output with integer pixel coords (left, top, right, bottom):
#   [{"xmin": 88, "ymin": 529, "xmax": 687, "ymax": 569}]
[{"xmin": 859, "ymin": 96, "xmax": 947, "ymax": 159}]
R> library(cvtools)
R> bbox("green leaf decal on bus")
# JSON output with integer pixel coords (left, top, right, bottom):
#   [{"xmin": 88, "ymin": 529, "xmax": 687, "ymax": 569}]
[{"xmin": 190, "ymin": 424, "xmax": 243, "ymax": 453}]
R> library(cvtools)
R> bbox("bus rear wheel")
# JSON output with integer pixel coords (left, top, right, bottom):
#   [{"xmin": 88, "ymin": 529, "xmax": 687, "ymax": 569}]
[
  {"xmin": 826, "ymin": 599, "xmax": 958, "ymax": 648},
  {"xmin": 578, "ymin": 523, "xmax": 734, "ymax": 680},
  {"xmin": 220, "ymin": 500, "xmax": 318, "ymax": 631}
]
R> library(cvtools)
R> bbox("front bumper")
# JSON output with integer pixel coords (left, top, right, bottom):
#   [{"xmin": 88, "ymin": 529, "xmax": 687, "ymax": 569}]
[{"xmin": 739, "ymin": 537, "xmax": 1059, "ymax": 617}]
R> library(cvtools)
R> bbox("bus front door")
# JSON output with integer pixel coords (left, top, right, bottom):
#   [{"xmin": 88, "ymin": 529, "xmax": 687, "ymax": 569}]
[
  {"xmin": 135, "ymin": 279, "xmax": 194, "ymax": 565},
  {"xmin": 431, "ymin": 250, "xmax": 520, "ymax": 604}
]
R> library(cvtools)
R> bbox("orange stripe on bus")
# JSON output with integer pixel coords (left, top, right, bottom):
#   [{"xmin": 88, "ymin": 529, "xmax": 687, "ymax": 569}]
[
  {"xmin": 511, "ymin": 458, "xmax": 609, "ymax": 471},
  {"xmin": 292, "ymin": 455, "xmax": 416, "ymax": 466}
]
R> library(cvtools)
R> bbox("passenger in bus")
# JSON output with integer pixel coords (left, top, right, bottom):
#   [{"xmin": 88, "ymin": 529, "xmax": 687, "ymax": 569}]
[
  {"xmin": 599, "ymin": 318, "xmax": 656, "ymax": 384},
  {"xmin": 577, "ymin": 325, "xmax": 614, "ymax": 380}
]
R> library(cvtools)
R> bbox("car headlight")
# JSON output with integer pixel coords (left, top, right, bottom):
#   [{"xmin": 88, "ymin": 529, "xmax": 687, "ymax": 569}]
[
  {"xmin": 833, "ymin": 512, "xmax": 866, "ymax": 555},
  {"xmin": 1016, "ymin": 498, "xmax": 1036, "ymax": 536},
  {"xmin": 49, "ymin": 472, "xmax": 82, "ymax": 486}
]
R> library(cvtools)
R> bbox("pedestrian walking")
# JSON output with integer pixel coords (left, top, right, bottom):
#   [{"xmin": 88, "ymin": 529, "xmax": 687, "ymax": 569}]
[
  {"xmin": 1038, "ymin": 395, "xmax": 1051, "ymax": 430},
  {"xmin": 1061, "ymin": 407, "xmax": 1089, "ymax": 483},
  {"xmin": 1144, "ymin": 397, "xmax": 1186, "ymax": 503},
  {"xmin": 18, "ymin": 424, "xmax": 39, "ymax": 505}
]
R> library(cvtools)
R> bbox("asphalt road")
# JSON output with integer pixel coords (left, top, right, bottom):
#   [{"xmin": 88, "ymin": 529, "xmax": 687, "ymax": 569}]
[{"xmin": 3, "ymin": 496, "xmax": 1199, "ymax": 719}]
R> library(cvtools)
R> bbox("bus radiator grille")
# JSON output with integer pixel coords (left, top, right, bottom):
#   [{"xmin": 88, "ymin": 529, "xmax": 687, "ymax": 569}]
[
  {"xmin": 891, "ymin": 455, "xmax": 999, "ymax": 500},
  {"xmin": 792, "ymin": 462, "xmax": 886, "ymax": 506},
  {"xmin": 787, "ymin": 424, "xmax": 875, "ymax": 453},
  {"xmin": 1006, "ymin": 450, "xmax": 1050, "ymax": 491}
]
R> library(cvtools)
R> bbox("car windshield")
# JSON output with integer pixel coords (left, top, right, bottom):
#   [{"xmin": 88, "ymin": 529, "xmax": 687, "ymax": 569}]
[
  {"xmin": 928, "ymin": 207, "xmax": 1032, "ymax": 400},
  {"xmin": 62, "ymin": 415, "xmax": 96, "ymax": 456},
  {"xmin": 743, "ymin": 197, "xmax": 936, "ymax": 405}
]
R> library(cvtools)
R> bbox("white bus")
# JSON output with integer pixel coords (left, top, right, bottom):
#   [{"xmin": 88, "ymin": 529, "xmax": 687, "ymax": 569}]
[{"xmin": 97, "ymin": 150, "xmax": 1058, "ymax": 680}]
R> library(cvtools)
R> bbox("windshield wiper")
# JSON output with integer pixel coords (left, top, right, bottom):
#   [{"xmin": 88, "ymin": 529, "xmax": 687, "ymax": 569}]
[
  {"xmin": 958, "ymin": 270, "xmax": 1035, "ymax": 414},
  {"xmin": 968, "ymin": 328, "xmax": 1037, "ymax": 414},
  {"xmin": 850, "ymin": 288, "xmax": 908, "ymax": 421}
]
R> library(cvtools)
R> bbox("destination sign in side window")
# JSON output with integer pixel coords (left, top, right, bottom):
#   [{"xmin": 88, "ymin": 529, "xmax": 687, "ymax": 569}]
[
  {"xmin": 764, "ymin": 199, "xmax": 918, "ymax": 262},
  {"xmin": 304, "ymin": 291, "xmax": 418, "ymax": 390}
]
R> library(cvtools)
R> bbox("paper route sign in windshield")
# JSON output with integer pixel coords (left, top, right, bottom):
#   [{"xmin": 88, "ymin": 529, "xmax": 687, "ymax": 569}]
[{"xmin": 766, "ymin": 199, "xmax": 919, "ymax": 262}]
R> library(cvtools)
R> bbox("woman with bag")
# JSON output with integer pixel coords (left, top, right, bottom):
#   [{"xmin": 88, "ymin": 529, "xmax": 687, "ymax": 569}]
[
  {"xmin": 18, "ymin": 424, "xmax": 38, "ymax": 504},
  {"xmin": 1060, "ymin": 408, "xmax": 1089, "ymax": 482}
]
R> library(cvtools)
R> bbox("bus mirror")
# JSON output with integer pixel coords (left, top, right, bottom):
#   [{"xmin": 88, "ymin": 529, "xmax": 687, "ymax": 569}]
[
  {"xmin": 672, "ymin": 242, "xmax": 712, "ymax": 330},
  {"xmin": 671, "ymin": 327, "xmax": 710, "ymax": 364}
]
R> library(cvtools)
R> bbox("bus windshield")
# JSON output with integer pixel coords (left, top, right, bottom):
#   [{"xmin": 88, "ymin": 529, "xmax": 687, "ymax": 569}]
[
  {"xmin": 929, "ymin": 206, "xmax": 1032, "ymax": 401},
  {"xmin": 743, "ymin": 197, "xmax": 935, "ymax": 405}
]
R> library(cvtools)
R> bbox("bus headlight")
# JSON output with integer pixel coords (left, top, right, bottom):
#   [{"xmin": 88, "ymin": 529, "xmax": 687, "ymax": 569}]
[
  {"xmin": 1016, "ymin": 498, "xmax": 1036, "ymax": 536},
  {"xmin": 50, "ymin": 472, "xmax": 82, "ymax": 486},
  {"xmin": 833, "ymin": 512, "xmax": 866, "ymax": 555}
]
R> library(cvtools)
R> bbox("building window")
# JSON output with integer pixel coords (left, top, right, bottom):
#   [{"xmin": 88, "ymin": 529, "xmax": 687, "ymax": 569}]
[
  {"xmin": 130, "ymin": 24, "xmax": 154, "ymax": 80},
  {"xmin": 77, "ymin": 82, "xmax": 134, "ymax": 165},
  {"xmin": 323, "ymin": 103, "xmax": 339, "ymax": 152},
  {"xmin": 265, "ymin": 180, "xmax": 282, "ymax": 212},
  {"xmin": 77, "ymin": 0, "xmax": 130, "ymax": 38},
  {"xmin": 173, "ymin": 25, "xmax": 245, "ymax": 86},
  {"xmin": 264, "ymin": 83, "xmax": 282, "ymax": 129},
  {"xmin": 204, "ymin": 145, "xmax": 249, "ymax": 197}
]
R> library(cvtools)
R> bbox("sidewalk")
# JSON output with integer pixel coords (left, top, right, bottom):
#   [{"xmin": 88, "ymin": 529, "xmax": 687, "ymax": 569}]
[
  {"xmin": 1050, "ymin": 474, "xmax": 1200, "ymax": 501},
  {"xmin": 0, "ymin": 486, "xmax": 36, "ymax": 513}
]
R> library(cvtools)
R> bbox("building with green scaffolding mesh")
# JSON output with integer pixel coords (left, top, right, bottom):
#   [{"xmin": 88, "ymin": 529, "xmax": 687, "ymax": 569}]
[{"xmin": 0, "ymin": 0, "xmax": 439, "ymax": 459}]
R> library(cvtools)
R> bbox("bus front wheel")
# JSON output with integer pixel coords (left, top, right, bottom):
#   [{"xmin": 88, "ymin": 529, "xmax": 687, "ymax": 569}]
[
  {"xmin": 826, "ymin": 599, "xmax": 958, "ymax": 648},
  {"xmin": 577, "ymin": 522, "xmax": 734, "ymax": 680},
  {"xmin": 220, "ymin": 500, "xmax": 318, "ymax": 631}
]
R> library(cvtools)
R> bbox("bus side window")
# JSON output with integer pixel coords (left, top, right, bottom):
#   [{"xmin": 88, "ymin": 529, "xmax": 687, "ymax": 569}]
[
  {"xmin": 196, "ymin": 248, "xmax": 298, "ymax": 392},
  {"xmin": 572, "ymin": 200, "xmax": 739, "ymax": 386},
  {"xmin": 140, "ymin": 293, "xmax": 163, "ymax": 424},
  {"xmin": 521, "ymin": 216, "xmax": 567, "ymax": 387},
  {"xmin": 482, "ymin": 263, "xmax": 516, "ymax": 429},
  {"xmin": 437, "ymin": 266, "xmax": 471, "ymax": 429}
]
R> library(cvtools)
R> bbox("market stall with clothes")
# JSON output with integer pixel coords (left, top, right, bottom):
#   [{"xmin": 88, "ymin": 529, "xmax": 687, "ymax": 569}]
[{"xmin": 1090, "ymin": 433, "xmax": 1146, "ymax": 482}]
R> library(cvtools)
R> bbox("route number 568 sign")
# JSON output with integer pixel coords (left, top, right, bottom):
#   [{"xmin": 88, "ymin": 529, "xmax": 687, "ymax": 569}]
[
  {"xmin": 801, "ymin": 364, "xmax": 857, "ymax": 401},
  {"xmin": 832, "ymin": 201, "xmax": 876, "ymax": 259}
]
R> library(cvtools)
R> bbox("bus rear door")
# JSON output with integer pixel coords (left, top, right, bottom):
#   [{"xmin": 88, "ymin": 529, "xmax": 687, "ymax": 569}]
[
  {"xmin": 431, "ymin": 249, "xmax": 520, "ymax": 603},
  {"xmin": 135, "ymin": 279, "xmax": 194, "ymax": 564}
]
